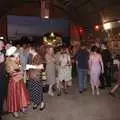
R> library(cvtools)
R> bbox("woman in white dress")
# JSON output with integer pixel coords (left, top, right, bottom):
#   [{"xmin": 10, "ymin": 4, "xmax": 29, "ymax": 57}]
[{"xmin": 58, "ymin": 47, "xmax": 72, "ymax": 95}]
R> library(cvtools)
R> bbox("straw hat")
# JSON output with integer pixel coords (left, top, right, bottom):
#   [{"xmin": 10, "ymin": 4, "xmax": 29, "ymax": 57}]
[{"xmin": 6, "ymin": 46, "xmax": 17, "ymax": 56}]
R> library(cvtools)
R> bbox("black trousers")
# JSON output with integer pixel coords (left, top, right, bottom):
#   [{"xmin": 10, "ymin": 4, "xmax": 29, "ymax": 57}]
[
  {"xmin": 100, "ymin": 74, "xmax": 105, "ymax": 88},
  {"xmin": 100, "ymin": 69, "xmax": 112, "ymax": 88},
  {"xmin": 0, "ymin": 74, "xmax": 7, "ymax": 116},
  {"xmin": 0, "ymin": 80, "xmax": 5, "ymax": 115}
]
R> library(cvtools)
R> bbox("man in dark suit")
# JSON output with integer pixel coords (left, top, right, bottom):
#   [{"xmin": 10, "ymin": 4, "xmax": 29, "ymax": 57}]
[
  {"xmin": 101, "ymin": 44, "xmax": 112, "ymax": 88},
  {"xmin": 0, "ymin": 40, "xmax": 6, "ymax": 120}
]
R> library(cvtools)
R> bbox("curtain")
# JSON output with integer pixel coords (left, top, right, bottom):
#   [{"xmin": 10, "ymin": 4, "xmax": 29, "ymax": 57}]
[
  {"xmin": 0, "ymin": 16, "xmax": 7, "ymax": 36},
  {"xmin": 70, "ymin": 24, "xmax": 80, "ymax": 42}
]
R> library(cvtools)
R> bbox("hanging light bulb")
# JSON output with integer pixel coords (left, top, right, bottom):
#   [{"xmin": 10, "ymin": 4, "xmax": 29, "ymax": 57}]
[
  {"xmin": 41, "ymin": 0, "xmax": 50, "ymax": 19},
  {"xmin": 44, "ymin": 15, "xmax": 49, "ymax": 19}
]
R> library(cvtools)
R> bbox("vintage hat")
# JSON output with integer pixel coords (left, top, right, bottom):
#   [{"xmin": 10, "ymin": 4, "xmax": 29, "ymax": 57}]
[{"xmin": 6, "ymin": 46, "xmax": 17, "ymax": 56}]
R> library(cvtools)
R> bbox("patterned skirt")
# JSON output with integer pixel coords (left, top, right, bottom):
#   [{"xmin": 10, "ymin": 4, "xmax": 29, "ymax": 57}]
[
  {"xmin": 28, "ymin": 79, "xmax": 43, "ymax": 105},
  {"xmin": 7, "ymin": 78, "xmax": 29, "ymax": 112}
]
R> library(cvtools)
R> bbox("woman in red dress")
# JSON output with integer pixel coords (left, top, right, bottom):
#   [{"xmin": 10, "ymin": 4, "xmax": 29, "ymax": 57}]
[{"xmin": 5, "ymin": 46, "xmax": 29, "ymax": 118}]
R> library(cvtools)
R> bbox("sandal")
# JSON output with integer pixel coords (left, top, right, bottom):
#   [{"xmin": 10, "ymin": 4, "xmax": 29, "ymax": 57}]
[{"xmin": 33, "ymin": 104, "xmax": 39, "ymax": 110}]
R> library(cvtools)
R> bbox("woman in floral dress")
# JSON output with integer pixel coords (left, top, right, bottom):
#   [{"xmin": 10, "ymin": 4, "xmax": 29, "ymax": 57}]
[{"xmin": 57, "ymin": 47, "xmax": 72, "ymax": 95}]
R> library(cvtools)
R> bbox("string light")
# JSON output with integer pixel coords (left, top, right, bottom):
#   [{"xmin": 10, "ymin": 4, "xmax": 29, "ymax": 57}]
[{"xmin": 94, "ymin": 25, "xmax": 100, "ymax": 31}]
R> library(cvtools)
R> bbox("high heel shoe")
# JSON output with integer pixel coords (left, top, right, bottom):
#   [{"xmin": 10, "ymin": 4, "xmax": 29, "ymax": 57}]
[
  {"xmin": 57, "ymin": 92, "xmax": 61, "ymax": 96},
  {"xmin": 109, "ymin": 92, "xmax": 116, "ymax": 97},
  {"xmin": 33, "ymin": 104, "xmax": 39, "ymax": 110},
  {"xmin": 64, "ymin": 89, "xmax": 68, "ymax": 94},
  {"xmin": 48, "ymin": 90, "xmax": 54, "ymax": 96},
  {"xmin": 13, "ymin": 112, "xmax": 19, "ymax": 118},
  {"xmin": 21, "ymin": 107, "xmax": 27, "ymax": 113},
  {"xmin": 57, "ymin": 89, "xmax": 61, "ymax": 96},
  {"xmin": 40, "ymin": 102, "xmax": 45, "ymax": 111}
]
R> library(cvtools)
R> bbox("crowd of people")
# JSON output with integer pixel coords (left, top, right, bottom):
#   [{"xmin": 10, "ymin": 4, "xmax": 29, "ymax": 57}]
[{"xmin": 0, "ymin": 39, "xmax": 120, "ymax": 120}]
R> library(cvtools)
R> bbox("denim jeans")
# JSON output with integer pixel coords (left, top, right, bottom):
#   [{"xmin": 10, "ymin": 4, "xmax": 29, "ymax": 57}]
[{"xmin": 77, "ymin": 69, "xmax": 88, "ymax": 91}]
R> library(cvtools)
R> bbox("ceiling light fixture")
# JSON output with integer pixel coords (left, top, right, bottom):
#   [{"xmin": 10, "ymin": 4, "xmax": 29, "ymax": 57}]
[
  {"xmin": 0, "ymin": 36, "xmax": 4, "ymax": 40},
  {"xmin": 44, "ymin": 15, "xmax": 49, "ymax": 19},
  {"xmin": 103, "ymin": 23, "xmax": 111, "ymax": 30}
]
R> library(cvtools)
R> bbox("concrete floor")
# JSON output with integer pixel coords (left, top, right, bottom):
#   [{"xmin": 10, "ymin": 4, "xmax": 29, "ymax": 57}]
[{"xmin": 4, "ymin": 82, "xmax": 120, "ymax": 120}]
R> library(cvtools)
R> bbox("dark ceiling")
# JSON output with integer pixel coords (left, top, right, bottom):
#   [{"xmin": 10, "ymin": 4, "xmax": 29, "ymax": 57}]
[
  {"xmin": 0, "ymin": 0, "xmax": 120, "ymax": 26},
  {"xmin": 54, "ymin": 0, "xmax": 120, "ymax": 26}
]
